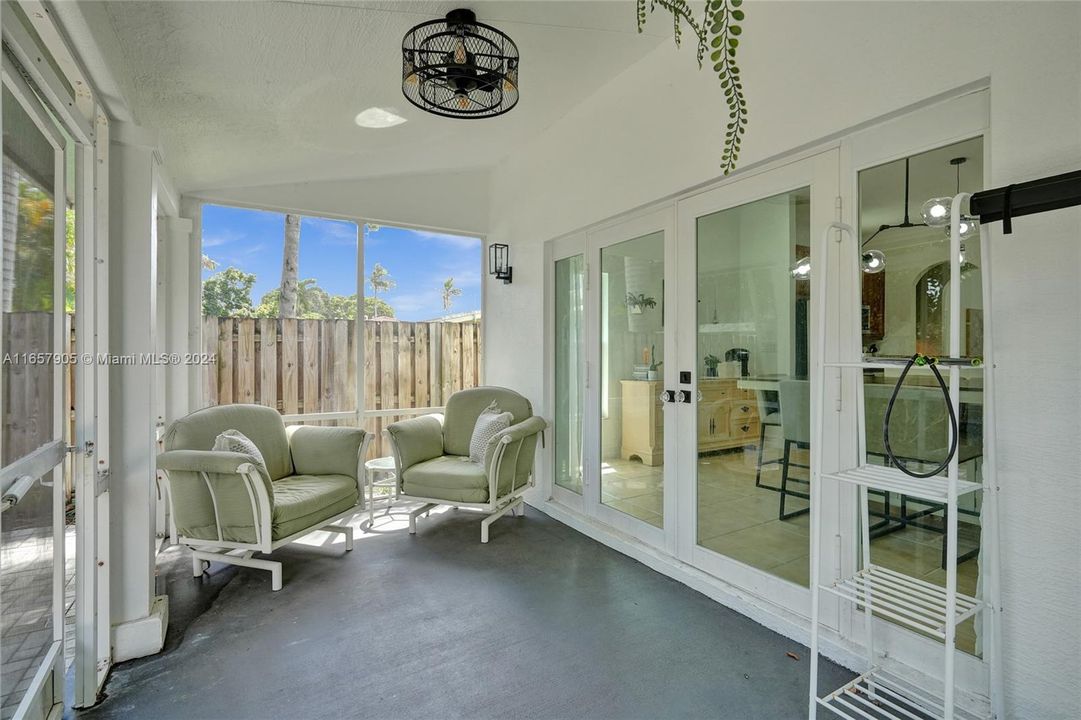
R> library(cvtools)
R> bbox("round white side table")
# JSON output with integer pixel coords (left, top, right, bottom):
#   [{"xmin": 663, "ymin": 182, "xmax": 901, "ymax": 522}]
[{"xmin": 364, "ymin": 456, "xmax": 399, "ymax": 526}]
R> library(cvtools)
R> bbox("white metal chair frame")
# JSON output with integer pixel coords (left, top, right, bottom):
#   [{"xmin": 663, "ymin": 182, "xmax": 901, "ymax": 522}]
[
  {"xmin": 387, "ymin": 420, "xmax": 544, "ymax": 543},
  {"xmin": 157, "ymin": 433, "xmax": 371, "ymax": 591}
]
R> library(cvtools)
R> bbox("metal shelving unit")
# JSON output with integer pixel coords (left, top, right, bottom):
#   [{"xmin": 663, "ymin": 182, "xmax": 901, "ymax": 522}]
[{"xmin": 807, "ymin": 200, "xmax": 1003, "ymax": 720}]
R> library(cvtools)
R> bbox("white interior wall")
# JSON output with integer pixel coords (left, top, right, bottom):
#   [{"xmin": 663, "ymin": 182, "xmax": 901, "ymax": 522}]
[{"xmin": 486, "ymin": 3, "xmax": 1081, "ymax": 717}]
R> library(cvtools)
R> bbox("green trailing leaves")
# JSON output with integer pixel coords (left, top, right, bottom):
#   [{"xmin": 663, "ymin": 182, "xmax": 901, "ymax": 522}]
[{"xmin": 640, "ymin": 0, "xmax": 748, "ymax": 174}]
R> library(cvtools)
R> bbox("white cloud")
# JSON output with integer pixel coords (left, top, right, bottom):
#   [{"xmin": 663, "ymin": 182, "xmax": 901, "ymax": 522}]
[{"xmin": 412, "ymin": 230, "xmax": 482, "ymax": 251}]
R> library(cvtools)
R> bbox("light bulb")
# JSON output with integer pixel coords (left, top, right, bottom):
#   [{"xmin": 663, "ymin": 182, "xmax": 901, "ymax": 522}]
[
  {"xmin": 456, "ymin": 93, "xmax": 470, "ymax": 109},
  {"xmin": 453, "ymin": 38, "xmax": 467, "ymax": 64},
  {"xmin": 861, "ymin": 249, "xmax": 886, "ymax": 274},
  {"xmin": 944, "ymin": 218, "xmax": 979, "ymax": 241},
  {"xmin": 504, "ymin": 67, "xmax": 518, "ymax": 91},
  {"xmin": 921, "ymin": 197, "xmax": 952, "ymax": 227},
  {"xmin": 790, "ymin": 256, "xmax": 811, "ymax": 278}
]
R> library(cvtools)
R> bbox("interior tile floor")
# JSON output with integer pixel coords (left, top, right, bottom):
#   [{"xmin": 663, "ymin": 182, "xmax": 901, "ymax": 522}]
[
  {"xmin": 602, "ymin": 438, "xmax": 983, "ymax": 656},
  {"xmin": 72, "ymin": 505, "xmax": 853, "ymax": 720}
]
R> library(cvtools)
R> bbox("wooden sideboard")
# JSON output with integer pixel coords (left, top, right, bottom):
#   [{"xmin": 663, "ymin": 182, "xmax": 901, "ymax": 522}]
[
  {"xmin": 619, "ymin": 378, "xmax": 760, "ymax": 466},
  {"xmin": 619, "ymin": 380, "xmax": 664, "ymax": 466},
  {"xmin": 697, "ymin": 378, "xmax": 760, "ymax": 454}
]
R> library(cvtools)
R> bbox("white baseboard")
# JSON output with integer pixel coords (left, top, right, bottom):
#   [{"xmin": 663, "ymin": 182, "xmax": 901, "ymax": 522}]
[{"xmin": 111, "ymin": 595, "xmax": 168, "ymax": 663}]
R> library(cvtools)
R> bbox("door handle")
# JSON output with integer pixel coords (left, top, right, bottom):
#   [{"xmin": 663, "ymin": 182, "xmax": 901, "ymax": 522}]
[
  {"xmin": 659, "ymin": 390, "xmax": 676, "ymax": 403},
  {"xmin": 677, "ymin": 390, "xmax": 692, "ymax": 404}
]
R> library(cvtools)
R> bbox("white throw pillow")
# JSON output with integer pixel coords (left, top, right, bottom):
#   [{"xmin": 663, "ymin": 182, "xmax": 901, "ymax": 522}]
[
  {"xmin": 213, "ymin": 429, "xmax": 269, "ymax": 478},
  {"xmin": 469, "ymin": 404, "xmax": 512, "ymax": 464}
]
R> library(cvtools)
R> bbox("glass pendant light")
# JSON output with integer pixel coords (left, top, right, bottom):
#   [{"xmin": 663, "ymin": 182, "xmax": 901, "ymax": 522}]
[
  {"xmin": 790, "ymin": 256, "xmax": 811, "ymax": 278},
  {"xmin": 921, "ymin": 197, "xmax": 952, "ymax": 226},
  {"xmin": 861, "ymin": 249, "xmax": 886, "ymax": 274},
  {"xmin": 947, "ymin": 217, "xmax": 980, "ymax": 240}
]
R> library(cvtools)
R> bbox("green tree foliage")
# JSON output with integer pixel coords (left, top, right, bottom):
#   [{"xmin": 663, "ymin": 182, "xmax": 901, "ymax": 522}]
[
  {"xmin": 12, "ymin": 181, "xmax": 56, "ymax": 313},
  {"xmin": 202, "ymin": 267, "xmax": 256, "ymax": 317},
  {"xmin": 253, "ymin": 279, "xmax": 371, "ymax": 320},
  {"xmin": 204, "ymin": 270, "xmax": 390, "ymax": 320},
  {"xmin": 367, "ymin": 263, "xmax": 396, "ymax": 300},
  {"xmin": 364, "ymin": 296, "xmax": 394, "ymax": 319},
  {"xmin": 441, "ymin": 277, "xmax": 463, "ymax": 311}
]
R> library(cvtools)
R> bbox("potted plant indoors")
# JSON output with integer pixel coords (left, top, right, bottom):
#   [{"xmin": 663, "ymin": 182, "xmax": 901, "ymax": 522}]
[
  {"xmin": 625, "ymin": 292, "xmax": 657, "ymax": 315},
  {"xmin": 704, "ymin": 353, "xmax": 721, "ymax": 378},
  {"xmin": 647, "ymin": 344, "xmax": 663, "ymax": 380}
]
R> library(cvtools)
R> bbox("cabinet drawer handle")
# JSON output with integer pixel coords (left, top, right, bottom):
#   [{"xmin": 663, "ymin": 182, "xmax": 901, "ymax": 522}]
[
  {"xmin": 740, "ymin": 424, "xmax": 750, "ymax": 432},
  {"xmin": 741, "ymin": 405, "xmax": 750, "ymax": 413}
]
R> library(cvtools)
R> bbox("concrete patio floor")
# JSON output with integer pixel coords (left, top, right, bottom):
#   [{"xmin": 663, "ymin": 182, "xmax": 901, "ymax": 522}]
[{"xmin": 71, "ymin": 505, "xmax": 852, "ymax": 720}]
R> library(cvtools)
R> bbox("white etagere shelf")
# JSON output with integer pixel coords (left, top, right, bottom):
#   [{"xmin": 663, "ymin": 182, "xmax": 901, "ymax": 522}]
[
  {"xmin": 820, "ymin": 565, "xmax": 982, "ymax": 639},
  {"xmin": 808, "ymin": 210, "xmax": 1002, "ymax": 720},
  {"xmin": 823, "ymin": 465, "xmax": 983, "ymax": 505},
  {"xmin": 818, "ymin": 668, "xmax": 989, "ymax": 720}
]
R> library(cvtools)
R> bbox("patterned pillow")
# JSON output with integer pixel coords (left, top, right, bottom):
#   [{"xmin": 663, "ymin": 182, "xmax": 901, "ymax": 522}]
[
  {"xmin": 469, "ymin": 403, "xmax": 513, "ymax": 464},
  {"xmin": 213, "ymin": 429, "xmax": 269, "ymax": 478}
]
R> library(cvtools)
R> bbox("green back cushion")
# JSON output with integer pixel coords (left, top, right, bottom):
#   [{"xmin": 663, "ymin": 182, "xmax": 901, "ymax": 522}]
[
  {"xmin": 286, "ymin": 426, "xmax": 365, "ymax": 480},
  {"xmin": 165, "ymin": 404, "xmax": 293, "ymax": 481},
  {"xmin": 443, "ymin": 387, "xmax": 533, "ymax": 456}
]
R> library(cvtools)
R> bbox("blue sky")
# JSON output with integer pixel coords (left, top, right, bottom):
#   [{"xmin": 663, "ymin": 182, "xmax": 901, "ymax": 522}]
[{"xmin": 201, "ymin": 204, "xmax": 481, "ymax": 321}]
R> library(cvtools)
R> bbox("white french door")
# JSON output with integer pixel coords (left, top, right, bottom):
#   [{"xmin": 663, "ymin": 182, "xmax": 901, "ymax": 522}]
[
  {"xmin": 0, "ymin": 65, "xmax": 69, "ymax": 720},
  {"xmin": 671, "ymin": 149, "xmax": 841, "ymax": 616},
  {"xmin": 585, "ymin": 209, "xmax": 678, "ymax": 552}
]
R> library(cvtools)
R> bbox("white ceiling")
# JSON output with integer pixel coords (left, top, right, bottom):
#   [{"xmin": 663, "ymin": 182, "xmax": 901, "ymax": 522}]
[{"xmin": 81, "ymin": 0, "xmax": 669, "ymax": 193}]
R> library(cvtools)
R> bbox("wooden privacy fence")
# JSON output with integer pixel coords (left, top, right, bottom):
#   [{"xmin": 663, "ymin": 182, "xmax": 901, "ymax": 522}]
[{"xmin": 204, "ymin": 317, "xmax": 482, "ymax": 455}]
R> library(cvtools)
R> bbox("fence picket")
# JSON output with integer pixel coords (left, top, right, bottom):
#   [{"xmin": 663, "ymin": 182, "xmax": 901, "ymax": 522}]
[
  {"xmin": 218, "ymin": 318, "xmax": 234, "ymax": 403},
  {"xmin": 203, "ymin": 316, "xmax": 219, "ymax": 406},
  {"xmin": 301, "ymin": 319, "xmax": 320, "ymax": 413},
  {"xmin": 236, "ymin": 319, "xmax": 256, "ymax": 403},
  {"xmin": 414, "ymin": 323, "xmax": 429, "ymax": 407},
  {"xmin": 281, "ymin": 319, "xmax": 298, "ymax": 414},
  {"xmin": 259, "ymin": 318, "xmax": 278, "ymax": 410}
]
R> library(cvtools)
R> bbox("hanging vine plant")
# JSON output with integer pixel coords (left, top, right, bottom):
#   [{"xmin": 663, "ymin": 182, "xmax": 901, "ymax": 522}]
[{"xmin": 636, "ymin": 0, "xmax": 748, "ymax": 174}]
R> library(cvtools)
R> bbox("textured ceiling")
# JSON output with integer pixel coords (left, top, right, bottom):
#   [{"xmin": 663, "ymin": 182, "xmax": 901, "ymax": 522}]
[{"xmin": 83, "ymin": 0, "xmax": 669, "ymax": 192}]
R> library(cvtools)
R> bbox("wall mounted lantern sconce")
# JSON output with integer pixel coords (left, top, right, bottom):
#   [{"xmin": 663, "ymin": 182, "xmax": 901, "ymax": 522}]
[{"xmin": 489, "ymin": 243, "xmax": 512, "ymax": 284}]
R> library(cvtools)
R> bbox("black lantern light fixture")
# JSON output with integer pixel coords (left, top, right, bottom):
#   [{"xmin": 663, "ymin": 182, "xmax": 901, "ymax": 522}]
[
  {"xmin": 489, "ymin": 243, "xmax": 512, "ymax": 284},
  {"xmin": 402, "ymin": 9, "xmax": 519, "ymax": 119}
]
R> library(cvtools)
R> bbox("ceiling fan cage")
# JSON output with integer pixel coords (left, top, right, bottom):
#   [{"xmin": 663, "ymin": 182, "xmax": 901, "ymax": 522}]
[{"xmin": 402, "ymin": 9, "xmax": 519, "ymax": 119}]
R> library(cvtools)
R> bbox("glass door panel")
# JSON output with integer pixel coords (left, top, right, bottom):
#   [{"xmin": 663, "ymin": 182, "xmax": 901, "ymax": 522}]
[
  {"xmin": 857, "ymin": 136, "xmax": 986, "ymax": 657},
  {"xmin": 694, "ymin": 188, "xmax": 812, "ymax": 586},
  {"xmin": 599, "ymin": 231, "xmax": 666, "ymax": 529},
  {"xmin": 1, "ymin": 80, "xmax": 66, "ymax": 719},
  {"xmin": 676, "ymin": 149, "xmax": 839, "ymax": 615},
  {"xmin": 553, "ymin": 254, "xmax": 585, "ymax": 495}
]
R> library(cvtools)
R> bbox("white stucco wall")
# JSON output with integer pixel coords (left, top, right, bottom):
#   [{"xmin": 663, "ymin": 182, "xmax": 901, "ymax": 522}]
[{"xmin": 485, "ymin": 3, "xmax": 1081, "ymax": 717}]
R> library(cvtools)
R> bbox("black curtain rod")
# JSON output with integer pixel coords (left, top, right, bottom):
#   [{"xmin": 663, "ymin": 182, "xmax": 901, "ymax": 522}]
[{"xmin": 969, "ymin": 169, "xmax": 1081, "ymax": 234}]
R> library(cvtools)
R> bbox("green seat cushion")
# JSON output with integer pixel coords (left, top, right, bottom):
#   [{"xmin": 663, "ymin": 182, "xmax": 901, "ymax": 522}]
[
  {"xmin": 402, "ymin": 455, "xmax": 489, "ymax": 504},
  {"xmin": 272, "ymin": 474, "xmax": 359, "ymax": 540}
]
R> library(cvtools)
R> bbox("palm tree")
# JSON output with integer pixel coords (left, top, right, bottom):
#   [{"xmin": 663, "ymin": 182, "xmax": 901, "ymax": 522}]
[
  {"xmin": 279, "ymin": 213, "xmax": 300, "ymax": 318},
  {"xmin": 441, "ymin": 277, "xmax": 463, "ymax": 311},
  {"xmin": 368, "ymin": 263, "xmax": 395, "ymax": 300}
]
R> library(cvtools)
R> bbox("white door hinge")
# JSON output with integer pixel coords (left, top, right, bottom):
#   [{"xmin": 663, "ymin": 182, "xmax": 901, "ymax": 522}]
[
  {"xmin": 584, "ymin": 360, "xmax": 591, "ymax": 389},
  {"xmin": 95, "ymin": 468, "xmax": 110, "ymax": 496},
  {"xmin": 584, "ymin": 262, "xmax": 591, "ymax": 291}
]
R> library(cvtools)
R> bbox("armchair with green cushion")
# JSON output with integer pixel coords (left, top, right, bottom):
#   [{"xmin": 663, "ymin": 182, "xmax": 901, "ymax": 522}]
[
  {"xmin": 156, "ymin": 404, "xmax": 370, "ymax": 591},
  {"xmin": 386, "ymin": 386, "xmax": 547, "ymax": 542}
]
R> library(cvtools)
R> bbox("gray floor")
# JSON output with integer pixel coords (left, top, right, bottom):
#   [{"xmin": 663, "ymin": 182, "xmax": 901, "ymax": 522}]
[{"xmin": 71, "ymin": 506, "xmax": 851, "ymax": 720}]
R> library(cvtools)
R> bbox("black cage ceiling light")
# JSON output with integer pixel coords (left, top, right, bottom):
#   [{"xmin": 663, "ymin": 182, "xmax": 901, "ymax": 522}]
[{"xmin": 402, "ymin": 8, "xmax": 519, "ymax": 119}]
